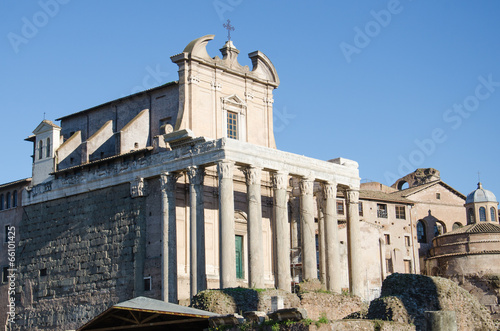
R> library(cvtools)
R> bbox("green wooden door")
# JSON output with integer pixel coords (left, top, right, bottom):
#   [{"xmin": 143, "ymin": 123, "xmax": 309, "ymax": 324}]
[{"xmin": 235, "ymin": 235, "xmax": 243, "ymax": 279}]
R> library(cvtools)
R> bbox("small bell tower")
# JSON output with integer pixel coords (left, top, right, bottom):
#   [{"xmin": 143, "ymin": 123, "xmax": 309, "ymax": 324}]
[{"xmin": 29, "ymin": 120, "xmax": 61, "ymax": 185}]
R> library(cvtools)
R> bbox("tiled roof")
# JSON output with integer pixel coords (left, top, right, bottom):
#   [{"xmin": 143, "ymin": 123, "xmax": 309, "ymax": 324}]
[
  {"xmin": 390, "ymin": 180, "xmax": 466, "ymax": 200},
  {"xmin": 440, "ymin": 222, "xmax": 500, "ymax": 236},
  {"xmin": 56, "ymin": 81, "xmax": 178, "ymax": 121},
  {"xmin": 427, "ymin": 250, "xmax": 500, "ymax": 260},
  {"xmin": 359, "ymin": 190, "xmax": 414, "ymax": 204},
  {"xmin": 0, "ymin": 178, "xmax": 32, "ymax": 189}
]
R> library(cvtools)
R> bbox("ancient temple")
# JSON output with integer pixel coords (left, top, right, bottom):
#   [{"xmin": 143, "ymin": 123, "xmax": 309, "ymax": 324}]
[{"xmin": 10, "ymin": 35, "xmax": 362, "ymax": 329}]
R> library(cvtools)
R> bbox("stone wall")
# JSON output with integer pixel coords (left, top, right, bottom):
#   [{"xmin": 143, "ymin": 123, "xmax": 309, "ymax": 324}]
[{"xmin": 14, "ymin": 183, "xmax": 146, "ymax": 330}]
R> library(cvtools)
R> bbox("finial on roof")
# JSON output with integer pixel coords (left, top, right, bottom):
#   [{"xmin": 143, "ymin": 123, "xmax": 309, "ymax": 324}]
[
  {"xmin": 223, "ymin": 19, "xmax": 235, "ymax": 41},
  {"xmin": 478, "ymin": 182, "xmax": 483, "ymax": 189}
]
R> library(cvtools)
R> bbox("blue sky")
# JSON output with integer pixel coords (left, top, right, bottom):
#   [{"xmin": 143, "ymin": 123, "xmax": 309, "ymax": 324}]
[{"xmin": 1, "ymin": 0, "xmax": 499, "ymax": 198}]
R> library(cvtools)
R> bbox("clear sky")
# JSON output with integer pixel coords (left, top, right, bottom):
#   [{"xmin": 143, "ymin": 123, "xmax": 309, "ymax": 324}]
[{"xmin": 1, "ymin": 0, "xmax": 499, "ymax": 198}]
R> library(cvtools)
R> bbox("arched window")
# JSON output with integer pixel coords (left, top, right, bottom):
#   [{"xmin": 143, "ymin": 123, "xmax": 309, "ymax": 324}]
[
  {"xmin": 434, "ymin": 222, "xmax": 445, "ymax": 237},
  {"xmin": 0, "ymin": 194, "xmax": 3, "ymax": 211},
  {"xmin": 490, "ymin": 207, "xmax": 496, "ymax": 223},
  {"xmin": 5, "ymin": 192, "xmax": 10, "ymax": 209},
  {"xmin": 479, "ymin": 207, "xmax": 486, "ymax": 222},
  {"xmin": 452, "ymin": 222, "xmax": 462, "ymax": 230},
  {"xmin": 467, "ymin": 208, "xmax": 475, "ymax": 224},
  {"xmin": 38, "ymin": 140, "xmax": 43, "ymax": 160},
  {"xmin": 46, "ymin": 137, "xmax": 51, "ymax": 158},
  {"xmin": 417, "ymin": 220, "xmax": 426, "ymax": 243},
  {"xmin": 12, "ymin": 191, "xmax": 17, "ymax": 208}
]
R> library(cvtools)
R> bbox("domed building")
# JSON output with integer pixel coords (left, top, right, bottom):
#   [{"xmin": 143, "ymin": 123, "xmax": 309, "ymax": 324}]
[
  {"xmin": 465, "ymin": 182, "xmax": 499, "ymax": 224},
  {"xmin": 427, "ymin": 182, "xmax": 500, "ymax": 277}
]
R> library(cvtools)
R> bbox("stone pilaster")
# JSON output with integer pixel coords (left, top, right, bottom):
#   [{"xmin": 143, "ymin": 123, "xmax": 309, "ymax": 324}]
[
  {"xmin": 187, "ymin": 165, "xmax": 206, "ymax": 297},
  {"xmin": 272, "ymin": 171, "xmax": 291, "ymax": 291},
  {"xmin": 160, "ymin": 172, "xmax": 181, "ymax": 303},
  {"xmin": 346, "ymin": 188, "xmax": 362, "ymax": 297},
  {"xmin": 217, "ymin": 160, "xmax": 236, "ymax": 288},
  {"xmin": 243, "ymin": 166, "xmax": 264, "ymax": 289},
  {"xmin": 299, "ymin": 176, "xmax": 317, "ymax": 280},
  {"xmin": 322, "ymin": 182, "xmax": 341, "ymax": 293}
]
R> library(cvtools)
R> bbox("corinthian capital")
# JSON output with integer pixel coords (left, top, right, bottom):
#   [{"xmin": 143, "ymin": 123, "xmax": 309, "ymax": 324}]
[
  {"xmin": 299, "ymin": 177, "xmax": 314, "ymax": 196},
  {"xmin": 322, "ymin": 182, "xmax": 337, "ymax": 199},
  {"xmin": 346, "ymin": 189, "xmax": 359, "ymax": 204},
  {"xmin": 272, "ymin": 171, "xmax": 288, "ymax": 190},
  {"xmin": 217, "ymin": 160, "xmax": 234, "ymax": 180},
  {"xmin": 186, "ymin": 166, "xmax": 205, "ymax": 186},
  {"xmin": 243, "ymin": 166, "xmax": 262, "ymax": 186},
  {"xmin": 160, "ymin": 172, "xmax": 181, "ymax": 192}
]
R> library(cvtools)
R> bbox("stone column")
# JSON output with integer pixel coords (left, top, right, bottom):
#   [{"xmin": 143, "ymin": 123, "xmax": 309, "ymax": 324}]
[
  {"xmin": 346, "ymin": 188, "xmax": 362, "ymax": 297},
  {"xmin": 218, "ymin": 160, "xmax": 236, "ymax": 288},
  {"xmin": 300, "ymin": 176, "xmax": 317, "ymax": 280},
  {"xmin": 160, "ymin": 172, "xmax": 180, "ymax": 303},
  {"xmin": 322, "ymin": 182, "xmax": 341, "ymax": 293},
  {"xmin": 316, "ymin": 190, "xmax": 326, "ymax": 284},
  {"xmin": 244, "ymin": 166, "xmax": 264, "ymax": 289},
  {"xmin": 273, "ymin": 171, "xmax": 291, "ymax": 291},
  {"xmin": 187, "ymin": 166, "xmax": 206, "ymax": 297}
]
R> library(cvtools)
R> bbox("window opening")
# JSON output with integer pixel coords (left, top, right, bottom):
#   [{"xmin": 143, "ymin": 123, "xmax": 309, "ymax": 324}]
[
  {"xmin": 395, "ymin": 206, "xmax": 406, "ymax": 219},
  {"xmin": 337, "ymin": 200, "xmax": 344, "ymax": 215},
  {"xmin": 417, "ymin": 221, "xmax": 426, "ymax": 243},
  {"xmin": 235, "ymin": 235, "xmax": 244, "ymax": 279},
  {"xmin": 227, "ymin": 111, "xmax": 238, "ymax": 139},
  {"xmin": 377, "ymin": 204, "xmax": 387, "ymax": 218},
  {"xmin": 479, "ymin": 207, "xmax": 486, "ymax": 222}
]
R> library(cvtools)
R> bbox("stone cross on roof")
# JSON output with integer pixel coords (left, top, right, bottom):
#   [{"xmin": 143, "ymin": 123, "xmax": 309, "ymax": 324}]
[{"xmin": 223, "ymin": 19, "xmax": 235, "ymax": 41}]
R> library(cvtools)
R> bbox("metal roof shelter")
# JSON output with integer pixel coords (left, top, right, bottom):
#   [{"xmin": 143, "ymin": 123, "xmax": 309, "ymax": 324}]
[{"xmin": 77, "ymin": 296, "xmax": 219, "ymax": 331}]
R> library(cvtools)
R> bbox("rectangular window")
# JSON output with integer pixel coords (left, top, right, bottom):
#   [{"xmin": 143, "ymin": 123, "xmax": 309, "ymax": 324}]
[
  {"xmin": 377, "ymin": 204, "xmax": 387, "ymax": 218},
  {"xmin": 436, "ymin": 193, "xmax": 441, "ymax": 200},
  {"xmin": 405, "ymin": 235, "xmax": 411, "ymax": 247},
  {"xmin": 235, "ymin": 235, "xmax": 244, "ymax": 279},
  {"xmin": 395, "ymin": 206, "xmax": 406, "ymax": 219},
  {"xmin": 2, "ymin": 266, "xmax": 8, "ymax": 283},
  {"xmin": 227, "ymin": 111, "xmax": 238, "ymax": 139},
  {"xmin": 144, "ymin": 277, "xmax": 152, "ymax": 291},
  {"xmin": 384, "ymin": 234, "xmax": 391, "ymax": 245},
  {"xmin": 404, "ymin": 260, "xmax": 411, "ymax": 273},
  {"xmin": 386, "ymin": 258, "xmax": 394, "ymax": 274},
  {"xmin": 358, "ymin": 202, "xmax": 363, "ymax": 217},
  {"xmin": 337, "ymin": 200, "xmax": 344, "ymax": 215}
]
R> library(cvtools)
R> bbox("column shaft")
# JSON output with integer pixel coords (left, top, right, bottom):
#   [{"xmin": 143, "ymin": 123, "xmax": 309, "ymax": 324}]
[
  {"xmin": 317, "ymin": 195, "xmax": 326, "ymax": 284},
  {"xmin": 160, "ymin": 172, "xmax": 180, "ymax": 303},
  {"xmin": 323, "ymin": 182, "xmax": 341, "ymax": 293},
  {"xmin": 245, "ymin": 166, "xmax": 264, "ymax": 289},
  {"xmin": 187, "ymin": 166, "xmax": 206, "ymax": 297},
  {"xmin": 273, "ymin": 171, "xmax": 291, "ymax": 291},
  {"xmin": 300, "ymin": 177, "xmax": 317, "ymax": 280},
  {"xmin": 218, "ymin": 161, "xmax": 236, "ymax": 288},
  {"xmin": 347, "ymin": 188, "xmax": 362, "ymax": 297}
]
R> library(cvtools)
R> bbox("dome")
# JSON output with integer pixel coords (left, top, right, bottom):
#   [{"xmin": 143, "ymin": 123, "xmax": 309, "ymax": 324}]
[{"xmin": 465, "ymin": 182, "xmax": 497, "ymax": 204}]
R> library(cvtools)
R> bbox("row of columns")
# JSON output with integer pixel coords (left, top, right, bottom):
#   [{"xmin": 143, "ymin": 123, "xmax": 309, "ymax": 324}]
[{"xmin": 159, "ymin": 160, "xmax": 362, "ymax": 303}]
